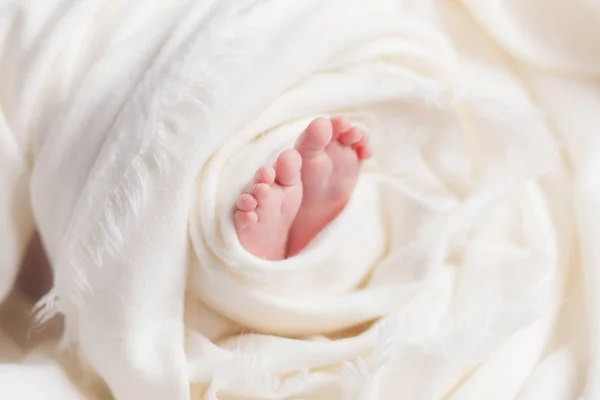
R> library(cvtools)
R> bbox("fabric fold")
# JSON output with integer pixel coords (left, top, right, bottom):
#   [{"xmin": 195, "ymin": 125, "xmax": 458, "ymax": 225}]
[{"xmin": 0, "ymin": 0, "xmax": 598, "ymax": 398}]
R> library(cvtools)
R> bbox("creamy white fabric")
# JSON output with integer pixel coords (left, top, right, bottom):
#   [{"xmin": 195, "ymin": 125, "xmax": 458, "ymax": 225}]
[{"xmin": 0, "ymin": 0, "xmax": 598, "ymax": 398}]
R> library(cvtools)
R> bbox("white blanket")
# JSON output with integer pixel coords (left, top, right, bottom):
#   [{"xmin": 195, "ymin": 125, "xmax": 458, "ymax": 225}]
[{"xmin": 1, "ymin": 0, "xmax": 599, "ymax": 398}]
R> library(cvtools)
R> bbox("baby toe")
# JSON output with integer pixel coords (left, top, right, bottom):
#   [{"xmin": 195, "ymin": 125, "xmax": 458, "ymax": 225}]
[
  {"xmin": 356, "ymin": 145, "xmax": 373, "ymax": 160},
  {"xmin": 275, "ymin": 149, "xmax": 302, "ymax": 186},
  {"xmin": 338, "ymin": 127, "xmax": 362, "ymax": 146},
  {"xmin": 296, "ymin": 117, "xmax": 333, "ymax": 158},
  {"xmin": 331, "ymin": 116, "xmax": 351, "ymax": 139},
  {"xmin": 352, "ymin": 133, "xmax": 372, "ymax": 160},
  {"xmin": 252, "ymin": 182, "xmax": 271, "ymax": 203},
  {"xmin": 236, "ymin": 193, "xmax": 257, "ymax": 211},
  {"xmin": 234, "ymin": 210, "xmax": 258, "ymax": 228},
  {"xmin": 255, "ymin": 166, "xmax": 276, "ymax": 184}
]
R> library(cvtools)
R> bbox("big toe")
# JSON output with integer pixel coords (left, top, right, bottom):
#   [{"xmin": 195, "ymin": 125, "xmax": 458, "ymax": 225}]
[
  {"xmin": 295, "ymin": 117, "xmax": 333, "ymax": 159},
  {"xmin": 275, "ymin": 149, "xmax": 302, "ymax": 186}
]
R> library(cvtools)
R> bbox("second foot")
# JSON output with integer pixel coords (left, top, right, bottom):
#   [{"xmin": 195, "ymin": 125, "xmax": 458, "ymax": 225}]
[{"xmin": 286, "ymin": 117, "xmax": 372, "ymax": 256}]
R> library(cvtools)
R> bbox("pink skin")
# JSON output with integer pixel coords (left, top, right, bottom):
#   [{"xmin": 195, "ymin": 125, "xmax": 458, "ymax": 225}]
[
  {"xmin": 233, "ymin": 149, "xmax": 303, "ymax": 261},
  {"xmin": 234, "ymin": 117, "xmax": 372, "ymax": 260}
]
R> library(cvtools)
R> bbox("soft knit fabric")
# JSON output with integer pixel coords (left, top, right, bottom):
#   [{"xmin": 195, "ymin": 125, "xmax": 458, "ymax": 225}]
[{"xmin": 0, "ymin": 0, "xmax": 598, "ymax": 399}]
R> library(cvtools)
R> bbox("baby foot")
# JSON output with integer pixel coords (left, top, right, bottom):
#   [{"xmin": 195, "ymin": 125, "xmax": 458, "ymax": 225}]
[
  {"xmin": 287, "ymin": 117, "xmax": 372, "ymax": 256},
  {"xmin": 234, "ymin": 149, "xmax": 303, "ymax": 260}
]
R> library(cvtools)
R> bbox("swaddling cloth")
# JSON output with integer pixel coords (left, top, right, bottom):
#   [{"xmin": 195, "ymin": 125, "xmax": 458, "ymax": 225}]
[{"xmin": 0, "ymin": 0, "xmax": 599, "ymax": 399}]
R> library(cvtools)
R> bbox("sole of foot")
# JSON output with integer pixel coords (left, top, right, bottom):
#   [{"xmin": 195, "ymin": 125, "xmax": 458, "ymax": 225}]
[
  {"xmin": 234, "ymin": 149, "xmax": 303, "ymax": 260},
  {"xmin": 286, "ymin": 117, "xmax": 372, "ymax": 256}
]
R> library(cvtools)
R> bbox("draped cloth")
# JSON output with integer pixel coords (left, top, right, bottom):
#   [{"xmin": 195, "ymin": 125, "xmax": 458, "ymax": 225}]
[{"xmin": 0, "ymin": 0, "xmax": 598, "ymax": 398}]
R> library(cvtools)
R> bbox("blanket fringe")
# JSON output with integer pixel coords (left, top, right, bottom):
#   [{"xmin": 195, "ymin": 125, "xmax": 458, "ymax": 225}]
[{"xmin": 32, "ymin": 0, "xmax": 266, "ymax": 333}]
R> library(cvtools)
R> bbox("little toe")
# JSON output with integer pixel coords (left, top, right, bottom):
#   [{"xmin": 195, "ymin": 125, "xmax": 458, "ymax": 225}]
[
  {"xmin": 255, "ymin": 166, "xmax": 276, "ymax": 184},
  {"xmin": 357, "ymin": 145, "xmax": 373, "ymax": 160},
  {"xmin": 296, "ymin": 117, "xmax": 333, "ymax": 159},
  {"xmin": 338, "ymin": 127, "xmax": 363, "ymax": 146},
  {"xmin": 353, "ymin": 134, "xmax": 373, "ymax": 160},
  {"xmin": 275, "ymin": 149, "xmax": 302, "ymax": 186},
  {"xmin": 236, "ymin": 193, "xmax": 257, "ymax": 211},
  {"xmin": 234, "ymin": 210, "xmax": 258, "ymax": 228},
  {"xmin": 331, "ymin": 116, "xmax": 351, "ymax": 139}
]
